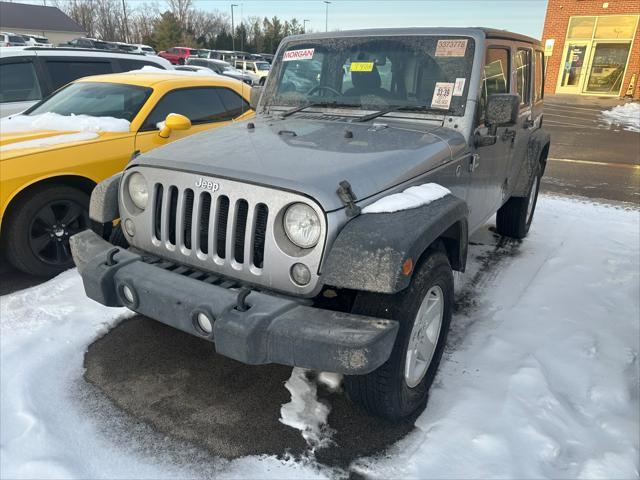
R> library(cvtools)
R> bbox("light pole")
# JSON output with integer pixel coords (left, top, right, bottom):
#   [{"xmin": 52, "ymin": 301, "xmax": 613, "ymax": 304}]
[
  {"xmin": 323, "ymin": 1, "xmax": 331, "ymax": 32},
  {"xmin": 231, "ymin": 4, "xmax": 238, "ymax": 51},
  {"xmin": 303, "ymin": 19, "xmax": 310, "ymax": 34}
]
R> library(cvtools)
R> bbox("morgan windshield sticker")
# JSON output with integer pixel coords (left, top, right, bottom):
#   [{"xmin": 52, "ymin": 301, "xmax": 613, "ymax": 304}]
[
  {"xmin": 431, "ymin": 82, "xmax": 454, "ymax": 109},
  {"xmin": 283, "ymin": 48, "xmax": 315, "ymax": 61},
  {"xmin": 435, "ymin": 39, "xmax": 468, "ymax": 57}
]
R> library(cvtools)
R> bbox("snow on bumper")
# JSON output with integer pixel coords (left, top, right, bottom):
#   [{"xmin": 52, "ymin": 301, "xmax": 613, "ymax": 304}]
[{"xmin": 70, "ymin": 229, "xmax": 399, "ymax": 375}]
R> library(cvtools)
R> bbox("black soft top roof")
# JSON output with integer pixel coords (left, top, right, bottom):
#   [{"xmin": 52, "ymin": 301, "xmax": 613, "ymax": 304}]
[{"xmin": 285, "ymin": 27, "xmax": 541, "ymax": 47}]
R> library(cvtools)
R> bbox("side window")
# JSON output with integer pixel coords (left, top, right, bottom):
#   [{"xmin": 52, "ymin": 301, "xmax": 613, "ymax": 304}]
[
  {"xmin": 217, "ymin": 88, "xmax": 250, "ymax": 116},
  {"xmin": 0, "ymin": 61, "xmax": 42, "ymax": 102},
  {"xmin": 142, "ymin": 88, "xmax": 232, "ymax": 130},
  {"xmin": 479, "ymin": 47, "xmax": 510, "ymax": 123},
  {"xmin": 516, "ymin": 48, "xmax": 532, "ymax": 106},
  {"xmin": 534, "ymin": 50, "xmax": 544, "ymax": 103},
  {"xmin": 46, "ymin": 60, "xmax": 113, "ymax": 91}
]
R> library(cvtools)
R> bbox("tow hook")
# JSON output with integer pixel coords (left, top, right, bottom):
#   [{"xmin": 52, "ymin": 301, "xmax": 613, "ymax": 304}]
[
  {"xmin": 235, "ymin": 287, "xmax": 252, "ymax": 312},
  {"xmin": 105, "ymin": 247, "xmax": 120, "ymax": 266}
]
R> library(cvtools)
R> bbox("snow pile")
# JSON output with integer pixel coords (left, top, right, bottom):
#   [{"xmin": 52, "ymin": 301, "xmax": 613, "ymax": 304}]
[
  {"xmin": 362, "ymin": 183, "xmax": 451, "ymax": 214},
  {"xmin": 352, "ymin": 196, "xmax": 639, "ymax": 479},
  {"xmin": 0, "ymin": 132, "xmax": 99, "ymax": 152},
  {"xmin": 127, "ymin": 65, "xmax": 216, "ymax": 77},
  {"xmin": 279, "ymin": 368, "xmax": 334, "ymax": 450},
  {"xmin": 600, "ymin": 102, "xmax": 640, "ymax": 132},
  {"xmin": 1, "ymin": 112, "xmax": 131, "ymax": 133}
]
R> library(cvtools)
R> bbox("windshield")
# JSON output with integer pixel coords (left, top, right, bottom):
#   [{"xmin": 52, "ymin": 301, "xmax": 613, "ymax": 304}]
[
  {"xmin": 266, "ymin": 35, "xmax": 475, "ymax": 116},
  {"xmin": 256, "ymin": 62, "xmax": 270, "ymax": 71},
  {"xmin": 27, "ymin": 82, "xmax": 152, "ymax": 121}
]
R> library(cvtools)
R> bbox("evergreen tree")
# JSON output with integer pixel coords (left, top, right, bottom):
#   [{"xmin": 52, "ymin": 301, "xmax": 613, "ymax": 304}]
[{"xmin": 151, "ymin": 12, "xmax": 183, "ymax": 50}]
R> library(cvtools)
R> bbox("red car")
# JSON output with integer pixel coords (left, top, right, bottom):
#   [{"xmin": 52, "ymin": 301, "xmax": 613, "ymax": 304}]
[{"xmin": 157, "ymin": 47, "xmax": 197, "ymax": 65}]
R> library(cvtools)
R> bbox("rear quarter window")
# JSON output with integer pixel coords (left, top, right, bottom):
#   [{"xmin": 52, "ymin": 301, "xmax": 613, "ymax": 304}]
[
  {"xmin": 45, "ymin": 59, "xmax": 114, "ymax": 90},
  {"xmin": 0, "ymin": 61, "xmax": 42, "ymax": 102}
]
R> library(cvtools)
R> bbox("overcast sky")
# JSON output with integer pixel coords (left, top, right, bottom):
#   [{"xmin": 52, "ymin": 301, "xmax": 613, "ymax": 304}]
[{"xmin": 195, "ymin": 0, "xmax": 549, "ymax": 39}]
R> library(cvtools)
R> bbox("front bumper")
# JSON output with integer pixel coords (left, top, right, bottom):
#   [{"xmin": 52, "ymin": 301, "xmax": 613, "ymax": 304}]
[{"xmin": 70, "ymin": 230, "xmax": 398, "ymax": 375}]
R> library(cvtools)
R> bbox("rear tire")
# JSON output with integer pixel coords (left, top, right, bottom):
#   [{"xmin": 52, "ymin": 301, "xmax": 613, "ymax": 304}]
[
  {"xmin": 496, "ymin": 163, "xmax": 541, "ymax": 239},
  {"xmin": 4, "ymin": 185, "xmax": 90, "ymax": 276},
  {"xmin": 344, "ymin": 249, "xmax": 453, "ymax": 420}
]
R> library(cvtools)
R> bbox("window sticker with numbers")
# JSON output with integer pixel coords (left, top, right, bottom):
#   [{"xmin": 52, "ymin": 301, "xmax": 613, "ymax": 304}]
[
  {"xmin": 431, "ymin": 82, "xmax": 454, "ymax": 109},
  {"xmin": 435, "ymin": 39, "xmax": 468, "ymax": 57}
]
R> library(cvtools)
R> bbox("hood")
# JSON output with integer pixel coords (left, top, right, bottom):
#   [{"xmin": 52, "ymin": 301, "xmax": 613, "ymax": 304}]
[
  {"xmin": 0, "ymin": 130, "xmax": 107, "ymax": 159},
  {"xmin": 133, "ymin": 116, "xmax": 468, "ymax": 211}
]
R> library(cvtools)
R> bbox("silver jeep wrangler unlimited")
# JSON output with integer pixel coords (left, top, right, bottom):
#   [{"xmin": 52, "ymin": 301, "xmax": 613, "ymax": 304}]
[{"xmin": 72, "ymin": 28, "xmax": 550, "ymax": 420}]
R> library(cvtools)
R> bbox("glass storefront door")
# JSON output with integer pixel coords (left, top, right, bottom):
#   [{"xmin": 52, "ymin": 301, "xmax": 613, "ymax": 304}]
[
  {"xmin": 558, "ymin": 43, "xmax": 590, "ymax": 93},
  {"xmin": 585, "ymin": 42, "xmax": 632, "ymax": 94}
]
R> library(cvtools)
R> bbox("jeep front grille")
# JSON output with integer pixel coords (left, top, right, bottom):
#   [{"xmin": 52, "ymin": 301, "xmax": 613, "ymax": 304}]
[
  {"xmin": 152, "ymin": 185, "xmax": 268, "ymax": 269},
  {"xmin": 121, "ymin": 166, "xmax": 327, "ymax": 296}
]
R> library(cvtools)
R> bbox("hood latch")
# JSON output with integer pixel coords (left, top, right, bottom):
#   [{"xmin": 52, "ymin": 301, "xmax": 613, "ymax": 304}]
[{"xmin": 337, "ymin": 180, "xmax": 361, "ymax": 218}]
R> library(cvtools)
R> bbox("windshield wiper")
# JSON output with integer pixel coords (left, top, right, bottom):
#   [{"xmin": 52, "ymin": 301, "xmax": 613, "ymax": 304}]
[
  {"xmin": 354, "ymin": 105, "xmax": 439, "ymax": 122},
  {"xmin": 279, "ymin": 102, "xmax": 337, "ymax": 118}
]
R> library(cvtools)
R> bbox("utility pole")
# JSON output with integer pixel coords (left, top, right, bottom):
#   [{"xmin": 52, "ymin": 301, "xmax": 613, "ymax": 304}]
[
  {"xmin": 303, "ymin": 19, "xmax": 310, "ymax": 34},
  {"xmin": 122, "ymin": 0, "xmax": 129, "ymax": 43},
  {"xmin": 231, "ymin": 4, "xmax": 238, "ymax": 51},
  {"xmin": 323, "ymin": 1, "xmax": 331, "ymax": 32}
]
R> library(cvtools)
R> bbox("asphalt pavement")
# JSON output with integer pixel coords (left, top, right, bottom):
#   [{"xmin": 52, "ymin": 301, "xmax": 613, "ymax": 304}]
[{"xmin": 1, "ymin": 96, "xmax": 638, "ymax": 474}]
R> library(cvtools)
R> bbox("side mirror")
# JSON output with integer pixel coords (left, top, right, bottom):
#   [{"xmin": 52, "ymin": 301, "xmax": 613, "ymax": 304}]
[
  {"xmin": 250, "ymin": 86, "xmax": 263, "ymax": 110},
  {"xmin": 158, "ymin": 113, "xmax": 191, "ymax": 138},
  {"xmin": 486, "ymin": 93, "xmax": 520, "ymax": 127}
]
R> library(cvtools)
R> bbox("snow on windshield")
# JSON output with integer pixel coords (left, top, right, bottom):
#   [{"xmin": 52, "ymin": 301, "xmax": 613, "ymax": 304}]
[{"xmin": 0, "ymin": 112, "xmax": 131, "ymax": 133}]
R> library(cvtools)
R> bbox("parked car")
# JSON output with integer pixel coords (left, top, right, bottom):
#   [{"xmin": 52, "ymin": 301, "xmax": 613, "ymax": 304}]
[
  {"xmin": 0, "ymin": 47, "xmax": 171, "ymax": 117},
  {"xmin": 258, "ymin": 53, "xmax": 274, "ymax": 64},
  {"xmin": 19, "ymin": 34, "xmax": 52, "ymax": 47},
  {"xmin": 71, "ymin": 27, "xmax": 549, "ymax": 421},
  {"xmin": 157, "ymin": 47, "xmax": 197, "ymax": 65},
  {"xmin": 1, "ymin": 70, "xmax": 254, "ymax": 276},
  {"xmin": 186, "ymin": 57, "xmax": 257, "ymax": 85},
  {"xmin": 130, "ymin": 44, "xmax": 156, "ymax": 55},
  {"xmin": 0, "ymin": 32, "xmax": 26, "ymax": 47},
  {"xmin": 234, "ymin": 59, "xmax": 270, "ymax": 85},
  {"xmin": 61, "ymin": 37, "xmax": 113, "ymax": 49}
]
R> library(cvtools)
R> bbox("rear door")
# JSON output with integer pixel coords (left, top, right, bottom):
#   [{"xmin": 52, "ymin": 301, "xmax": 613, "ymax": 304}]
[
  {"xmin": 467, "ymin": 43, "xmax": 514, "ymax": 232},
  {"xmin": 41, "ymin": 56, "xmax": 115, "ymax": 93}
]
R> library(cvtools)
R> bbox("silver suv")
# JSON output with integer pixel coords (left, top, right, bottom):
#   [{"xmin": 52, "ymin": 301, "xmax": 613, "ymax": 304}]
[{"xmin": 72, "ymin": 28, "xmax": 549, "ymax": 420}]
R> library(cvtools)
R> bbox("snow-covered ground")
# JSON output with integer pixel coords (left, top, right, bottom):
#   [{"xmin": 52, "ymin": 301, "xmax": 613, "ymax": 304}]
[
  {"xmin": 1, "ymin": 195, "xmax": 638, "ymax": 479},
  {"xmin": 600, "ymin": 102, "xmax": 640, "ymax": 133}
]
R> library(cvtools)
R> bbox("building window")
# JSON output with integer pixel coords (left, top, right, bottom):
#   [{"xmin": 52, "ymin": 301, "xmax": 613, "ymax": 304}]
[
  {"xmin": 594, "ymin": 15, "xmax": 638, "ymax": 39},
  {"xmin": 567, "ymin": 17, "xmax": 596, "ymax": 39}
]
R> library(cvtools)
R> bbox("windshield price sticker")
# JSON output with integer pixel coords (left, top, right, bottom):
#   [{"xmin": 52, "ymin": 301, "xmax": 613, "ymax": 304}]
[
  {"xmin": 283, "ymin": 48, "xmax": 315, "ymax": 61},
  {"xmin": 350, "ymin": 61, "xmax": 375, "ymax": 72},
  {"xmin": 435, "ymin": 39, "xmax": 468, "ymax": 57},
  {"xmin": 453, "ymin": 77, "xmax": 466, "ymax": 96},
  {"xmin": 431, "ymin": 82, "xmax": 454, "ymax": 109}
]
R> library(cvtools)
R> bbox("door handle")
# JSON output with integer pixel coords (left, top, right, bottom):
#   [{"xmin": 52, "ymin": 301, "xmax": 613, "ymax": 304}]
[
  {"xmin": 469, "ymin": 154, "xmax": 480, "ymax": 173},
  {"xmin": 501, "ymin": 129, "xmax": 516, "ymax": 143}
]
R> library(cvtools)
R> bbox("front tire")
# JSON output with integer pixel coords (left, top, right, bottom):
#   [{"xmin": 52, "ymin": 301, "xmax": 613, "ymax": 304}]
[
  {"xmin": 4, "ymin": 185, "xmax": 90, "ymax": 276},
  {"xmin": 344, "ymin": 249, "xmax": 453, "ymax": 420},
  {"xmin": 496, "ymin": 163, "xmax": 541, "ymax": 239}
]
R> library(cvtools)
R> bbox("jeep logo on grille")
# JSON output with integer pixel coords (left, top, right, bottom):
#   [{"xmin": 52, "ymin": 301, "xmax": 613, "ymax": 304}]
[{"xmin": 195, "ymin": 177, "xmax": 219, "ymax": 192}]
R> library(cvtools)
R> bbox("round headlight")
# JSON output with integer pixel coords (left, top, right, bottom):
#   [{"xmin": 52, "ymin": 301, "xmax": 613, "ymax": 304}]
[
  {"xmin": 128, "ymin": 172, "xmax": 148, "ymax": 210},
  {"xmin": 283, "ymin": 203, "xmax": 321, "ymax": 249}
]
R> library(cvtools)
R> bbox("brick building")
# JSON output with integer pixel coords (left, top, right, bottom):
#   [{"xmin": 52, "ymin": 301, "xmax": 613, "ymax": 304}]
[{"xmin": 542, "ymin": 0, "xmax": 639, "ymax": 98}]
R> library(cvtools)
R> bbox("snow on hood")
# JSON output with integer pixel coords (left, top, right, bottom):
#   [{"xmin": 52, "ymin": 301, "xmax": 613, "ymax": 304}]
[
  {"xmin": 1, "ymin": 112, "xmax": 131, "ymax": 133},
  {"xmin": 600, "ymin": 102, "xmax": 640, "ymax": 132},
  {"xmin": 362, "ymin": 183, "xmax": 451, "ymax": 214},
  {"xmin": 0, "ymin": 132, "xmax": 99, "ymax": 152},
  {"xmin": 127, "ymin": 65, "xmax": 216, "ymax": 77}
]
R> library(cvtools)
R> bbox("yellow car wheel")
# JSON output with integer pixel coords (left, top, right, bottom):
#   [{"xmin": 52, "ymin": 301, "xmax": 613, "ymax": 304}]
[{"xmin": 4, "ymin": 185, "xmax": 90, "ymax": 276}]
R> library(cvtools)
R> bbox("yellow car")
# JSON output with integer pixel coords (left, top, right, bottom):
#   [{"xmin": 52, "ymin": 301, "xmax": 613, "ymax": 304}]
[{"xmin": 0, "ymin": 70, "xmax": 254, "ymax": 276}]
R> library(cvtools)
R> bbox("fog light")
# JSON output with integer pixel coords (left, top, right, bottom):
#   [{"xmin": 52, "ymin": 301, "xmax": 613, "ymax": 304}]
[
  {"xmin": 122, "ymin": 284, "xmax": 135, "ymax": 304},
  {"xmin": 196, "ymin": 312, "xmax": 213, "ymax": 334},
  {"xmin": 124, "ymin": 218, "xmax": 135, "ymax": 237},
  {"xmin": 291, "ymin": 263, "xmax": 311, "ymax": 286}
]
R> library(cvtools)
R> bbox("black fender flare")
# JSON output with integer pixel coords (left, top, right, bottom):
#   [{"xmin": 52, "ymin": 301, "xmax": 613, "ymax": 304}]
[
  {"xmin": 512, "ymin": 129, "xmax": 550, "ymax": 197},
  {"xmin": 322, "ymin": 194, "xmax": 468, "ymax": 294}
]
